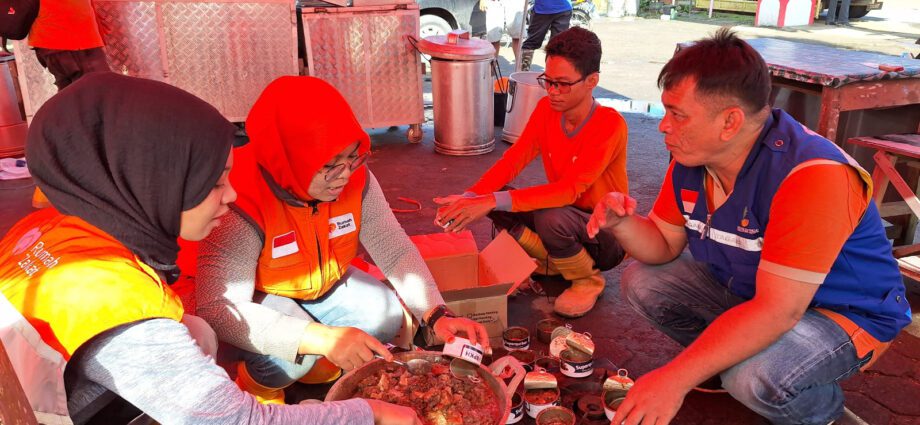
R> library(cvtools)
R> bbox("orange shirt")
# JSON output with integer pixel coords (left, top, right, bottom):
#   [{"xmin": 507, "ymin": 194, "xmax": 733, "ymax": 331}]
[
  {"xmin": 467, "ymin": 98, "xmax": 629, "ymax": 212},
  {"xmin": 29, "ymin": 0, "xmax": 104, "ymax": 50},
  {"xmin": 650, "ymin": 160, "xmax": 886, "ymax": 361}
]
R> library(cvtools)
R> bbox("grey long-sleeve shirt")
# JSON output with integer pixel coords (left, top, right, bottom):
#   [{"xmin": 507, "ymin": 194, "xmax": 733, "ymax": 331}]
[
  {"xmin": 72, "ymin": 318, "xmax": 372, "ymax": 425},
  {"xmin": 196, "ymin": 170, "xmax": 444, "ymax": 363}
]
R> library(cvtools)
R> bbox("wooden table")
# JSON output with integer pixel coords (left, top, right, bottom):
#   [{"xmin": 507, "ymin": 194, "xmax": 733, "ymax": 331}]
[
  {"xmin": 746, "ymin": 38, "xmax": 920, "ymax": 145},
  {"xmin": 848, "ymin": 134, "xmax": 920, "ymax": 246}
]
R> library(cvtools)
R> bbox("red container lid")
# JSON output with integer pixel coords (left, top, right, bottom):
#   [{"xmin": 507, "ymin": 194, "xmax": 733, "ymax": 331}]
[{"xmin": 416, "ymin": 29, "xmax": 495, "ymax": 61}]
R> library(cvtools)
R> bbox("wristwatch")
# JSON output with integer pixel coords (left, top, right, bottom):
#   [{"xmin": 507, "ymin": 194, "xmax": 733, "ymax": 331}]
[{"xmin": 426, "ymin": 304, "xmax": 455, "ymax": 329}]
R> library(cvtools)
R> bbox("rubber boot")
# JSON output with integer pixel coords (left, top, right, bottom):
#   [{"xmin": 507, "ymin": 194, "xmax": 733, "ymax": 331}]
[
  {"xmin": 550, "ymin": 248, "xmax": 605, "ymax": 318},
  {"xmin": 32, "ymin": 188, "xmax": 51, "ymax": 209},
  {"xmin": 297, "ymin": 356, "xmax": 343, "ymax": 385},
  {"xmin": 516, "ymin": 227, "xmax": 560, "ymax": 278},
  {"xmin": 235, "ymin": 362, "xmax": 286, "ymax": 405},
  {"xmin": 520, "ymin": 49, "xmax": 534, "ymax": 72}
]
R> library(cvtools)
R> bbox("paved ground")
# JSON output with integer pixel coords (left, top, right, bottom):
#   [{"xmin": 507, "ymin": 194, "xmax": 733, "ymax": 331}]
[{"xmin": 0, "ymin": 3, "xmax": 918, "ymax": 424}]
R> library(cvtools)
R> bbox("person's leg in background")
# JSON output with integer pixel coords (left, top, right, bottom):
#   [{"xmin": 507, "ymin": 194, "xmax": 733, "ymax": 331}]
[
  {"xmin": 485, "ymin": 0, "xmax": 505, "ymax": 56},
  {"xmin": 547, "ymin": 10, "xmax": 572, "ymax": 41},
  {"xmin": 520, "ymin": 12, "xmax": 555, "ymax": 71},
  {"xmin": 505, "ymin": 0, "xmax": 526, "ymax": 65},
  {"xmin": 77, "ymin": 47, "xmax": 111, "ymax": 75},
  {"xmin": 835, "ymin": 0, "xmax": 851, "ymax": 25},
  {"xmin": 826, "ymin": 0, "xmax": 840, "ymax": 24}
]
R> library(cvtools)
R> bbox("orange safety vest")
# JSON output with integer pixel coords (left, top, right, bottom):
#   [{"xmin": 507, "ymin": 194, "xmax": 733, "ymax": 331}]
[
  {"xmin": 0, "ymin": 208, "xmax": 185, "ymax": 360},
  {"xmin": 233, "ymin": 167, "xmax": 365, "ymax": 301}
]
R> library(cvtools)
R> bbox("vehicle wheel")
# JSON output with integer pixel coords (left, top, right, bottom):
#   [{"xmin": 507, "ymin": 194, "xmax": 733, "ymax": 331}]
[
  {"xmin": 420, "ymin": 14, "xmax": 452, "ymax": 39},
  {"xmin": 571, "ymin": 10, "xmax": 591, "ymax": 30},
  {"xmin": 848, "ymin": 5, "xmax": 869, "ymax": 19}
]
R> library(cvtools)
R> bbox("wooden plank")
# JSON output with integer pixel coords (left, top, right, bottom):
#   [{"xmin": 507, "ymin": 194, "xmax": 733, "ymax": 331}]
[
  {"xmin": 879, "ymin": 201, "xmax": 915, "ymax": 218},
  {"xmin": 836, "ymin": 79, "xmax": 920, "ymax": 112},
  {"xmin": 849, "ymin": 136, "xmax": 920, "ymax": 160},
  {"xmin": 874, "ymin": 151, "xmax": 920, "ymax": 218},
  {"xmin": 818, "ymin": 87, "xmax": 843, "ymax": 144}
]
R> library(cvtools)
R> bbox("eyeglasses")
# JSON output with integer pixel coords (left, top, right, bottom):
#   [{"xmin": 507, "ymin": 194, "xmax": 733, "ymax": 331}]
[
  {"xmin": 322, "ymin": 151, "xmax": 370, "ymax": 182},
  {"xmin": 537, "ymin": 74, "xmax": 587, "ymax": 94}
]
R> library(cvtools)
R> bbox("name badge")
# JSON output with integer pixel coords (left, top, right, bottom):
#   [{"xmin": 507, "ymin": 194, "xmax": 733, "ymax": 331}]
[{"xmin": 329, "ymin": 213, "xmax": 357, "ymax": 238}]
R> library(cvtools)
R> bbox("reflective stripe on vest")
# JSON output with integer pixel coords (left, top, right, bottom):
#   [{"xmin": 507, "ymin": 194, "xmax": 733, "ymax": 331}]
[{"xmin": 683, "ymin": 215, "xmax": 764, "ymax": 252}]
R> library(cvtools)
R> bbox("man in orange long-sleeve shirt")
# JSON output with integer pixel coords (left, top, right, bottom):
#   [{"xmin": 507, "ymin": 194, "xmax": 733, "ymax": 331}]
[{"xmin": 435, "ymin": 27, "xmax": 628, "ymax": 318}]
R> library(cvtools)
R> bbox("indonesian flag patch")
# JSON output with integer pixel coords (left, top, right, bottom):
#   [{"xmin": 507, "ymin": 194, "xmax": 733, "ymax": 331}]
[
  {"xmin": 271, "ymin": 231, "xmax": 299, "ymax": 259},
  {"xmin": 680, "ymin": 189, "xmax": 698, "ymax": 213}
]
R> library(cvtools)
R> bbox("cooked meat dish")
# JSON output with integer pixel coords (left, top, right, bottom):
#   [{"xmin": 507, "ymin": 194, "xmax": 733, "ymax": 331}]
[
  {"xmin": 524, "ymin": 388, "xmax": 558, "ymax": 405},
  {"xmin": 355, "ymin": 360, "xmax": 500, "ymax": 425}
]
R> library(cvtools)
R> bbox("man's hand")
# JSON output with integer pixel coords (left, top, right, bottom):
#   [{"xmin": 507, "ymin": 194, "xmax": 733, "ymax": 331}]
[
  {"xmin": 612, "ymin": 366, "xmax": 691, "ymax": 425},
  {"xmin": 301, "ymin": 323, "xmax": 392, "ymax": 371},
  {"xmin": 433, "ymin": 316, "xmax": 492, "ymax": 354},
  {"xmin": 366, "ymin": 399, "xmax": 423, "ymax": 425},
  {"xmin": 587, "ymin": 192, "xmax": 637, "ymax": 238},
  {"xmin": 433, "ymin": 194, "xmax": 496, "ymax": 232}
]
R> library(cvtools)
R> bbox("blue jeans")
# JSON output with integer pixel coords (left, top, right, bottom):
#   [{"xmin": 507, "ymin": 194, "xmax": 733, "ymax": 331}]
[
  {"xmin": 240, "ymin": 267, "xmax": 403, "ymax": 388},
  {"xmin": 621, "ymin": 254, "xmax": 871, "ymax": 425}
]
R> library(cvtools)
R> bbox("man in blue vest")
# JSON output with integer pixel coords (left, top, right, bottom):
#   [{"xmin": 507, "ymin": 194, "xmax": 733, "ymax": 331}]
[{"xmin": 586, "ymin": 28, "xmax": 911, "ymax": 425}]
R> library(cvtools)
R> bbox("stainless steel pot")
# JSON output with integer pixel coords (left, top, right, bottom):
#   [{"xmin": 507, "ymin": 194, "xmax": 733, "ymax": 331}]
[
  {"xmin": 501, "ymin": 71, "xmax": 546, "ymax": 144},
  {"xmin": 429, "ymin": 58, "xmax": 495, "ymax": 156},
  {"xmin": 416, "ymin": 32, "xmax": 496, "ymax": 156},
  {"xmin": 324, "ymin": 351, "xmax": 511, "ymax": 425}
]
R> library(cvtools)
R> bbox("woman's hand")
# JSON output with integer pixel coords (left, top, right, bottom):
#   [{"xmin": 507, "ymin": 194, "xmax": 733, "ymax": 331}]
[
  {"xmin": 366, "ymin": 399, "xmax": 423, "ymax": 425},
  {"xmin": 433, "ymin": 316, "xmax": 492, "ymax": 354},
  {"xmin": 300, "ymin": 323, "xmax": 392, "ymax": 371}
]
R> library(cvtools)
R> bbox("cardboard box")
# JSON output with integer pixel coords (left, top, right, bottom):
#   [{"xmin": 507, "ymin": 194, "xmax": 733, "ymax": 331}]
[{"xmin": 410, "ymin": 230, "xmax": 536, "ymax": 345}]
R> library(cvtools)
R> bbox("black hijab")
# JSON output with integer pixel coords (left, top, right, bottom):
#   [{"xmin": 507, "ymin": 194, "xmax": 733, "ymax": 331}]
[{"xmin": 26, "ymin": 73, "xmax": 236, "ymax": 282}]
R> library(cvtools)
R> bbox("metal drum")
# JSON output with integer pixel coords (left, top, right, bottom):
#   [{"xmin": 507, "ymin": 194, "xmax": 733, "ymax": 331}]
[
  {"xmin": 417, "ymin": 30, "xmax": 495, "ymax": 156},
  {"xmin": 501, "ymin": 71, "xmax": 546, "ymax": 144}
]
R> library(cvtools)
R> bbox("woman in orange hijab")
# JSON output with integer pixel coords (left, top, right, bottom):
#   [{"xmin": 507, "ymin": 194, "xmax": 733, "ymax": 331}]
[{"xmin": 193, "ymin": 76, "xmax": 489, "ymax": 404}]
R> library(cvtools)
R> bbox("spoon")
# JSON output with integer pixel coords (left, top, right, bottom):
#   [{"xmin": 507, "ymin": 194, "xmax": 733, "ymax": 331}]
[
  {"xmin": 374, "ymin": 355, "xmax": 434, "ymax": 376},
  {"xmin": 449, "ymin": 357, "xmax": 482, "ymax": 382}
]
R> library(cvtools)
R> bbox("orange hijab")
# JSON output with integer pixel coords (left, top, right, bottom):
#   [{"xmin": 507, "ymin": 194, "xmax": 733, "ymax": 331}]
[{"xmin": 236, "ymin": 76, "xmax": 370, "ymax": 203}]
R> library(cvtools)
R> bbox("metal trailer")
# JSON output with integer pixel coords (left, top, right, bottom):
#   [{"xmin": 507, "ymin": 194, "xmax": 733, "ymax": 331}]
[
  {"xmin": 16, "ymin": 0, "xmax": 425, "ymax": 142},
  {"xmin": 301, "ymin": 3, "xmax": 425, "ymax": 142},
  {"xmin": 15, "ymin": 0, "xmax": 298, "ymax": 123}
]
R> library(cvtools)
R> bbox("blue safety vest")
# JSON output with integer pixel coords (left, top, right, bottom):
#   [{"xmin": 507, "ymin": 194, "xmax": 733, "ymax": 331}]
[{"xmin": 672, "ymin": 109, "xmax": 911, "ymax": 342}]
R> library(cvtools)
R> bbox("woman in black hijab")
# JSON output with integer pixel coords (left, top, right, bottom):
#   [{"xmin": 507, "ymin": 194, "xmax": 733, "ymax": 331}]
[{"xmin": 0, "ymin": 73, "xmax": 420, "ymax": 425}]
